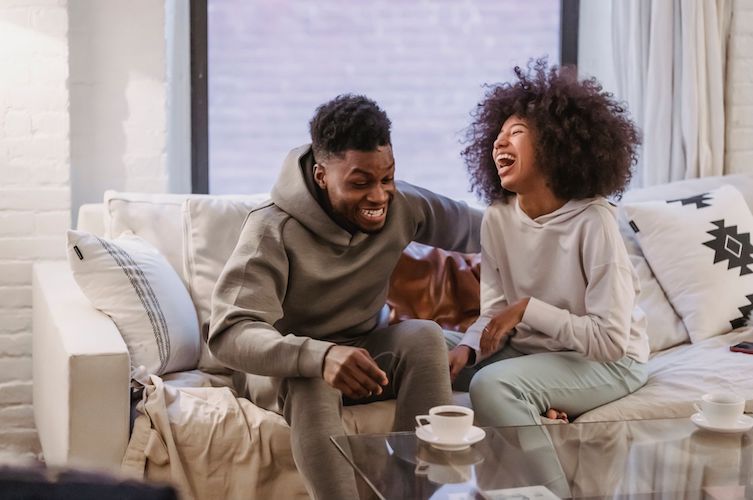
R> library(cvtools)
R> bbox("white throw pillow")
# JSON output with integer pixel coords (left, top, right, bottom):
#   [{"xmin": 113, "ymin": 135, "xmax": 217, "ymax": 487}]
[
  {"xmin": 66, "ymin": 229, "xmax": 201, "ymax": 377},
  {"xmin": 622, "ymin": 185, "xmax": 753, "ymax": 343}
]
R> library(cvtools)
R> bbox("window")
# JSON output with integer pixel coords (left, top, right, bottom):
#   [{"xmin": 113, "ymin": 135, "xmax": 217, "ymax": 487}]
[{"xmin": 192, "ymin": 1, "xmax": 578, "ymax": 199}]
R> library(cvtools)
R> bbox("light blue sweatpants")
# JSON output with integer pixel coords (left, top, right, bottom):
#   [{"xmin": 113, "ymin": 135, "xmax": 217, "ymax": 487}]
[
  {"xmin": 444, "ymin": 331, "xmax": 648, "ymax": 427},
  {"xmin": 444, "ymin": 331, "xmax": 647, "ymax": 497}
]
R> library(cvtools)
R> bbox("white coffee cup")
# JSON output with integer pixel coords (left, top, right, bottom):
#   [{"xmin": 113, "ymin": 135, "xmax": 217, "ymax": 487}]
[
  {"xmin": 694, "ymin": 392, "xmax": 745, "ymax": 427},
  {"xmin": 415, "ymin": 405, "xmax": 473, "ymax": 441}
]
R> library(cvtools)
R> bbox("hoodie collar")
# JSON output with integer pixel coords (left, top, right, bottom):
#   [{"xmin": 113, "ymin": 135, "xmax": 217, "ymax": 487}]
[
  {"xmin": 515, "ymin": 196, "xmax": 611, "ymax": 227},
  {"xmin": 270, "ymin": 144, "xmax": 371, "ymax": 247}
]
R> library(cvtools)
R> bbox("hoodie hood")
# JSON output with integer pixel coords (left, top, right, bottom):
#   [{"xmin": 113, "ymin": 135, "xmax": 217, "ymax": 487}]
[
  {"xmin": 270, "ymin": 144, "xmax": 371, "ymax": 247},
  {"xmin": 515, "ymin": 196, "xmax": 615, "ymax": 228}
]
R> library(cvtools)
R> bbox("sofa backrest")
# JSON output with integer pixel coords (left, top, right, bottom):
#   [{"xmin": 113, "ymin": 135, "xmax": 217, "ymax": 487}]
[{"xmin": 80, "ymin": 174, "xmax": 753, "ymax": 358}]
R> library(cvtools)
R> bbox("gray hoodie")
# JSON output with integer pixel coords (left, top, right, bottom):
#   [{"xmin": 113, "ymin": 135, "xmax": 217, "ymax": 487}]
[
  {"xmin": 208, "ymin": 145, "xmax": 482, "ymax": 401},
  {"xmin": 460, "ymin": 196, "xmax": 650, "ymax": 364}
]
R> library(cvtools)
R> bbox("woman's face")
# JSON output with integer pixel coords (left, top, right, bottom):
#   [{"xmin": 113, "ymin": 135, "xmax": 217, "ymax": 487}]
[{"xmin": 491, "ymin": 115, "xmax": 542, "ymax": 195}]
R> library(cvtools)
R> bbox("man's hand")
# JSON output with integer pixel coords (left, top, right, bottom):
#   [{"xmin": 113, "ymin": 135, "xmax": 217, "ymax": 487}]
[
  {"xmin": 323, "ymin": 346, "xmax": 388, "ymax": 400},
  {"xmin": 448, "ymin": 345, "xmax": 472, "ymax": 382},
  {"xmin": 479, "ymin": 298, "xmax": 530, "ymax": 357}
]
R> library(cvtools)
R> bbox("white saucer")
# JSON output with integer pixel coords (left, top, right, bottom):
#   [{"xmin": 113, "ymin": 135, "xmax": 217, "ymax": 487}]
[
  {"xmin": 415, "ymin": 425, "xmax": 486, "ymax": 451},
  {"xmin": 691, "ymin": 413, "xmax": 753, "ymax": 433}
]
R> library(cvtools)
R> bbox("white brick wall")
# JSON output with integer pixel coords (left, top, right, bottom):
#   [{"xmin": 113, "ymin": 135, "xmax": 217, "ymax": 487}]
[
  {"xmin": 726, "ymin": 0, "xmax": 753, "ymax": 175},
  {"xmin": 0, "ymin": 0, "xmax": 70, "ymax": 458}
]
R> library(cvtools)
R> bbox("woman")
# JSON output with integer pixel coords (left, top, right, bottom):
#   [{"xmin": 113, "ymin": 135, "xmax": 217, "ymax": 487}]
[{"xmin": 448, "ymin": 59, "xmax": 650, "ymax": 427}]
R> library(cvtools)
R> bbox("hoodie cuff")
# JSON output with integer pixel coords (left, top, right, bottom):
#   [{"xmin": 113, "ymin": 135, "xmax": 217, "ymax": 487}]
[
  {"xmin": 296, "ymin": 337, "xmax": 336, "ymax": 378},
  {"xmin": 521, "ymin": 297, "xmax": 567, "ymax": 338},
  {"xmin": 458, "ymin": 329, "xmax": 482, "ymax": 367}
]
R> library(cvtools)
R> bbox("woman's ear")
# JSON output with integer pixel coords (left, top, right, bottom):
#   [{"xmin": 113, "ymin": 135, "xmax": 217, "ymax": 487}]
[{"xmin": 313, "ymin": 163, "xmax": 327, "ymax": 189}]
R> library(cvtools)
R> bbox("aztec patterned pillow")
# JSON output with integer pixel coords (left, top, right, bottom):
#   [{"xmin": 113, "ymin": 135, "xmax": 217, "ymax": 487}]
[{"xmin": 622, "ymin": 185, "xmax": 753, "ymax": 343}]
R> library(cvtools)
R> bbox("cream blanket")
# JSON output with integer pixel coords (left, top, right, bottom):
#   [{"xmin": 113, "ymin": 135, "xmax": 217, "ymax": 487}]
[{"xmin": 121, "ymin": 370, "xmax": 396, "ymax": 500}]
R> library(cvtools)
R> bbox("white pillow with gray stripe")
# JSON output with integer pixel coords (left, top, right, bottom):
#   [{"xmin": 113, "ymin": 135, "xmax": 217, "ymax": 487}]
[{"xmin": 66, "ymin": 229, "xmax": 201, "ymax": 378}]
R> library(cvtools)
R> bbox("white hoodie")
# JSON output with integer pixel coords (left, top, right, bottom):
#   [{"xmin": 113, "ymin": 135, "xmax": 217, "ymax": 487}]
[{"xmin": 460, "ymin": 196, "xmax": 650, "ymax": 364}]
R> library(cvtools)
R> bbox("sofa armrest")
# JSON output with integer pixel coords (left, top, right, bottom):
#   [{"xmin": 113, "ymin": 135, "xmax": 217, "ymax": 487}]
[{"xmin": 32, "ymin": 261, "xmax": 130, "ymax": 471}]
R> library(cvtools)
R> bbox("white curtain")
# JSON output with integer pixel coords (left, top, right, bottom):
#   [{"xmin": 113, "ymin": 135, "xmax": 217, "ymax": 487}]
[{"xmin": 612, "ymin": 0, "xmax": 732, "ymax": 188}]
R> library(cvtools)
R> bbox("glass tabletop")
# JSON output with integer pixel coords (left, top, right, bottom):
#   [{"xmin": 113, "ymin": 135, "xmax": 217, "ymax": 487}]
[{"xmin": 331, "ymin": 417, "xmax": 753, "ymax": 499}]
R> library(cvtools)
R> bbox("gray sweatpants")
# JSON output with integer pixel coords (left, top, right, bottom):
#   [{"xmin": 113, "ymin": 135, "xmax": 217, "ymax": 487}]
[{"xmin": 282, "ymin": 319, "xmax": 452, "ymax": 500}]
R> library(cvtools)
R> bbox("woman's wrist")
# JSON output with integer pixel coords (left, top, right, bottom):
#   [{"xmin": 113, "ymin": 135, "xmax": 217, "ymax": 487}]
[{"xmin": 517, "ymin": 297, "xmax": 530, "ymax": 322}]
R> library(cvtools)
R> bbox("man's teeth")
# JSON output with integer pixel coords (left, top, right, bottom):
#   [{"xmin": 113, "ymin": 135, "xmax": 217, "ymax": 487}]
[{"xmin": 361, "ymin": 208, "xmax": 385, "ymax": 218}]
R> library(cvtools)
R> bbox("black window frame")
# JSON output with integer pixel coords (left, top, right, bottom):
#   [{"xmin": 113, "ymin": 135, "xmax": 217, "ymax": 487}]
[{"xmin": 189, "ymin": 0, "xmax": 579, "ymax": 194}]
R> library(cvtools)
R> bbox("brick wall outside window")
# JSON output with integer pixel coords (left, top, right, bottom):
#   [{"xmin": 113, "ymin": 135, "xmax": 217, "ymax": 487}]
[{"xmin": 208, "ymin": 0, "xmax": 561, "ymax": 201}]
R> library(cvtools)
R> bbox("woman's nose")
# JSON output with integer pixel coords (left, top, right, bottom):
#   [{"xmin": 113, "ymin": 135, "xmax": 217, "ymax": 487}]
[{"xmin": 493, "ymin": 133, "xmax": 508, "ymax": 149}]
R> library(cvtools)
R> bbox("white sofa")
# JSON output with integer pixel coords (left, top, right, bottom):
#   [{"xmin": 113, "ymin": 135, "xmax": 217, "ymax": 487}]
[{"xmin": 32, "ymin": 175, "xmax": 753, "ymax": 499}]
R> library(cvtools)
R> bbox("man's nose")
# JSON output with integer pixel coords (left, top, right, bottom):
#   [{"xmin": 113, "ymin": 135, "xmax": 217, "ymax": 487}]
[{"xmin": 367, "ymin": 184, "xmax": 390, "ymax": 203}]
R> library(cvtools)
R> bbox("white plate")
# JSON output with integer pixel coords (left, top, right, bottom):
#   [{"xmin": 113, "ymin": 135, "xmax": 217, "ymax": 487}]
[
  {"xmin": 691, "ymin": 413, "xmax": 753, "ymax": 433},
  {"xmin": 415, "ymin": 425, "xmax": 486, "ymax": 451}
]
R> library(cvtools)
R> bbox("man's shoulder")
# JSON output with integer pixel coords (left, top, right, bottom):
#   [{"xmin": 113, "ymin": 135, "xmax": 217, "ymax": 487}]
[{"xmin": 244, "ymin": 202, "xmax": 294, "ymax": 235}]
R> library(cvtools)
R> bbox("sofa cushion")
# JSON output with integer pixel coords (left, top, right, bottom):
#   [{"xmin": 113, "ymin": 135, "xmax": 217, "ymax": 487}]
[
  {"xmin": 104, "ymin": 191, "xmax": 192, "ymax": 284},
  {"xmin": 66, "ymin": 230, "xmax": 201, "ymax": 377},
  {"xmin": 577, "ymin": 327, "xmax": 753, "ymax": 422},
  {"xmin": 623, "ymin": 185, "xmax": 753, "ymax": 343},
  {"xmin": 630, "ymin": 255, "xmax": 689, "ymax": 352},
  {"xmin": 182, "ymin": 196, "xmax": 269, "ymax": 372}
]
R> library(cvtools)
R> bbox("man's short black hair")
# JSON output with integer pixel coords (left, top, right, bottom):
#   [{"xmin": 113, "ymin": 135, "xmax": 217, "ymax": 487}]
[{"xmin": 309, "ymin": 94, "xmax": 392, "ymax": 161}]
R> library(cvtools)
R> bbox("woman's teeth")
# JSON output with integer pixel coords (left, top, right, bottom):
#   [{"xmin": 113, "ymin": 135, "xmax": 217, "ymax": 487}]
[{"xmin": 496, "ymin": 153, "xmax": 515, "ymax": 167}]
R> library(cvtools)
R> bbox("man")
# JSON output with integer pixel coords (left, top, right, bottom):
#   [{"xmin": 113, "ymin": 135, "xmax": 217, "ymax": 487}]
[{"xmin": 209, "ymin": 94, "xmax": 481, "ymax": 499}]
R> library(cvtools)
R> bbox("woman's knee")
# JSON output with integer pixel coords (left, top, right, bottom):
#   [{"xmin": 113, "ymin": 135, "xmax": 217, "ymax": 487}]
[{"xmin": 469, "ymin": 367, "xmax": 520, "ymax": 406}]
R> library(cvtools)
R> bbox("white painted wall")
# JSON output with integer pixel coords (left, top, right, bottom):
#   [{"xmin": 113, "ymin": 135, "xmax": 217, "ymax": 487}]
[
  {"xmin": 0, "ymin": 0, "xmax": 71, "ymax": 459},
  {"xmin": 69, "ymin": 0, "xmax": 173, "ymax": 226}
]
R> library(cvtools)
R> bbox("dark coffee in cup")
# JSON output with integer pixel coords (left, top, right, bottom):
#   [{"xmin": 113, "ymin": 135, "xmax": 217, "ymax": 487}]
[{"xmin": 435, "ymin": 411, "xmax": 467, "ymax": 417}]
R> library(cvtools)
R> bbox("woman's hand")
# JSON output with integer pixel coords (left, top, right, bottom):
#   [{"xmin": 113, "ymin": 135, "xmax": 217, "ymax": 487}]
[
  {"xmin": 479, "ymin": 298, "xmax": 530, "ymax": 356},
  {"xmin": 448, "ymin": 345, "xmax": 472, "ymax": 382}
]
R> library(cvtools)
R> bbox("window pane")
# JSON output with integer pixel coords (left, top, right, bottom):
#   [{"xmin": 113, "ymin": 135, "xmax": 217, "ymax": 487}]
[{"xmin": 208, "ymin": 0, "xmax": 560, "ymax": 200}]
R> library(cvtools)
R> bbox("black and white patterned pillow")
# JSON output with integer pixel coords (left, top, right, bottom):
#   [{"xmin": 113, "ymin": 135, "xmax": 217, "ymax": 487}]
[{"xmin": 622, "ymin": 185, "xmax": 753, "ymax": 343}]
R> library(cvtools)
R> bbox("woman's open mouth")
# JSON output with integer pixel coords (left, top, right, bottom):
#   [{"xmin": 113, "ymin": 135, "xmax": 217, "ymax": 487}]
[{"xmin": 495, "ymin": 153, "xmax": 516, "ymax": 175}]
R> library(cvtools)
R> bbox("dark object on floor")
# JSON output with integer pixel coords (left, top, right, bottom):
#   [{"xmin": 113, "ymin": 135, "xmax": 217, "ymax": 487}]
[{"xmin": 0, "ymin": 465, "xmax": 177, "ymax": 500}]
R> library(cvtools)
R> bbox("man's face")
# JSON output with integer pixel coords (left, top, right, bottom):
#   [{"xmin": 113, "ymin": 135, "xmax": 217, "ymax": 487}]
[{"xmin": 314, "ymin": 146, "xmax": 396, "ymax": 234}]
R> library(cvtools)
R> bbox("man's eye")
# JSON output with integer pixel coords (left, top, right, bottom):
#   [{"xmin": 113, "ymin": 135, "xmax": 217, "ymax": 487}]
[
  {"xmin": 512, "ymin": 129, "xmax": 523, "ymax": 135},
  {"xmin": 352, "ymin": 182, "xmax": 369, "ymax": 188},
  {"xmin": 382, "ymin": 178, "xmax": 394, "ymax": 184}
]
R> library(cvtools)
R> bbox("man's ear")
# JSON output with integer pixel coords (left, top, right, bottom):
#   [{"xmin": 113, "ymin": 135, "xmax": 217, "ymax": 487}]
[{"xmin": 313, "ymin": 163, "xmax": 327, "ymax": 189}]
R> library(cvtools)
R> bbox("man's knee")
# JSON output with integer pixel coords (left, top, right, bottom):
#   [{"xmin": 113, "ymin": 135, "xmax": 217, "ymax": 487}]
[
  {"xmin": 283, "ymin": 377, "xmax": 342, "ymax": 425},
  {"xmin": 401, "ymin": 320, "xmax": 447, "ymax": 356}
]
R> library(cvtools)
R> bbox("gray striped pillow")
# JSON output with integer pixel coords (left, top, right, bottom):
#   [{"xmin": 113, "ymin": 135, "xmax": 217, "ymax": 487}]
[{"xmin": 66, "ymin": 230, "xmax": 201, "ymax": 378}]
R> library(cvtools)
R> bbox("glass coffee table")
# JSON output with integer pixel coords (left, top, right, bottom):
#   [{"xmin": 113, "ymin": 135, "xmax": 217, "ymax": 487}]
[{"xmin": 331, "ymin": 417, "xmax": 753, "ymax": 499}]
